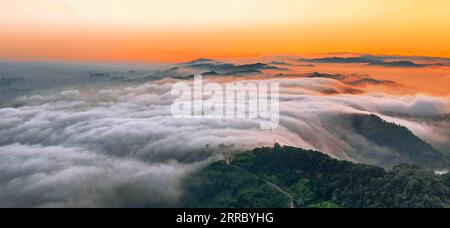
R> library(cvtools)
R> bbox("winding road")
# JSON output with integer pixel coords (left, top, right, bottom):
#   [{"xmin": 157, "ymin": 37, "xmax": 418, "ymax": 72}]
[{"xmin": 224, "ymin": 160, "xmax": 296, "ymax": 208}]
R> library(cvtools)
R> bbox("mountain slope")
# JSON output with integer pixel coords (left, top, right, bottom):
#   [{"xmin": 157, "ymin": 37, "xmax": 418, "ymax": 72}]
[
  {"xmin": 349, "ymin": 114, "xmax": 448, "ymax": 168},
  {"xmin": 181, "ymin": 146, "xmax": 450, "ymax": 208}
]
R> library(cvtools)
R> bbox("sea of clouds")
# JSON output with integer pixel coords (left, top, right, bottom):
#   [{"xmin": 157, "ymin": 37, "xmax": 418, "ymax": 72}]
[{"xmin": 0, "ymin": 73, "xmax": 449, "ymax": 207}]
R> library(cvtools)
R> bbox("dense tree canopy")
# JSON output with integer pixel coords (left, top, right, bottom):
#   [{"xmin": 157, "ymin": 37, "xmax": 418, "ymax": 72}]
[{"xmin": 181, "ymin": 146, "xmax": 450, "ymax": 208}]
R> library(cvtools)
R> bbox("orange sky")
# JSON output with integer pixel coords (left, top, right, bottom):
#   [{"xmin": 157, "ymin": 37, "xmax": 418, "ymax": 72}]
[{"xmin": 1, "ymin": 0, "xmax": 450, "ymax": 62}]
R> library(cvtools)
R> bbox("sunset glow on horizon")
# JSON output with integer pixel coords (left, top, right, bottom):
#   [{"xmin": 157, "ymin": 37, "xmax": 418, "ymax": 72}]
[
  {"xmin": 1, "ymin": 0, "xmax": 450, "ymax": 62},
  {"xmin": 2, "ymin": 1, "xmax": 450, "ymax": 210}
]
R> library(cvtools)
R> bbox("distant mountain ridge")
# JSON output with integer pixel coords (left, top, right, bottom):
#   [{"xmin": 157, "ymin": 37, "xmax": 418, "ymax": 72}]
[{"xmin": 299, "ymin": 56, "xmax": 429, "ymax": 67}]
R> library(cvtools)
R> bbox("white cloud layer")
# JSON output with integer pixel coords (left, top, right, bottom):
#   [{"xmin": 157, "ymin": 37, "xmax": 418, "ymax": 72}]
[{"xmin": 0, "ymin": 76, "xmax": 449, "ymax": 207}]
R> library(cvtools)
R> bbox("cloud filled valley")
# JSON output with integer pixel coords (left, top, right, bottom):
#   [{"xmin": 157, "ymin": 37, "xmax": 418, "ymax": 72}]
[{"xmin": 0, "ymin": 56, "xmax": 449, "ymax": 207}]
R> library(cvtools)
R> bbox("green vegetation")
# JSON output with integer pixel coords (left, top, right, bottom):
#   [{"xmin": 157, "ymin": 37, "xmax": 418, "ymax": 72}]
[
  {"xmin": 350, "ymin": 114, "xmax": 448, "ymax": 168},
  {"xmin": 181, "ymin": 161, "xmax": 290, "ymax": 208},
  {"xmin": 181, "ymin": 145, "xmax": 450, "ymax": 208}
]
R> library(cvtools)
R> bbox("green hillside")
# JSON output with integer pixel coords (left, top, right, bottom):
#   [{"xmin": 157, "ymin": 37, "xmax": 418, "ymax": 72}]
[
  {"xmin": 348, "ymin": 114, "xmax": 448, "ymax": 168},
  {"xmin": 181, "ymin": 145, "xmax": 450, "ymax": 208}
]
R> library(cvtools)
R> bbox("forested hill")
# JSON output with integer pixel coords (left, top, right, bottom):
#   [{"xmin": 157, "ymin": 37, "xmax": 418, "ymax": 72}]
[
  {"xmin": 181, "ymin": 145, "xmax": 450, "ymax": 208},
  {"xmin": 349, "ymin": 114, "xmax": 448, "ymax": 168}
]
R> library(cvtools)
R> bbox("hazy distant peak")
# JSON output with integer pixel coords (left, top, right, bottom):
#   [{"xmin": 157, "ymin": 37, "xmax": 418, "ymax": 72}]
[
  {"xmin": 182, "ymin": 58, "xmax": 215, "ymax": 65},
  {"xmin": 299, "ymin": 56, "xmax": 429, "ymax": 68}
]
